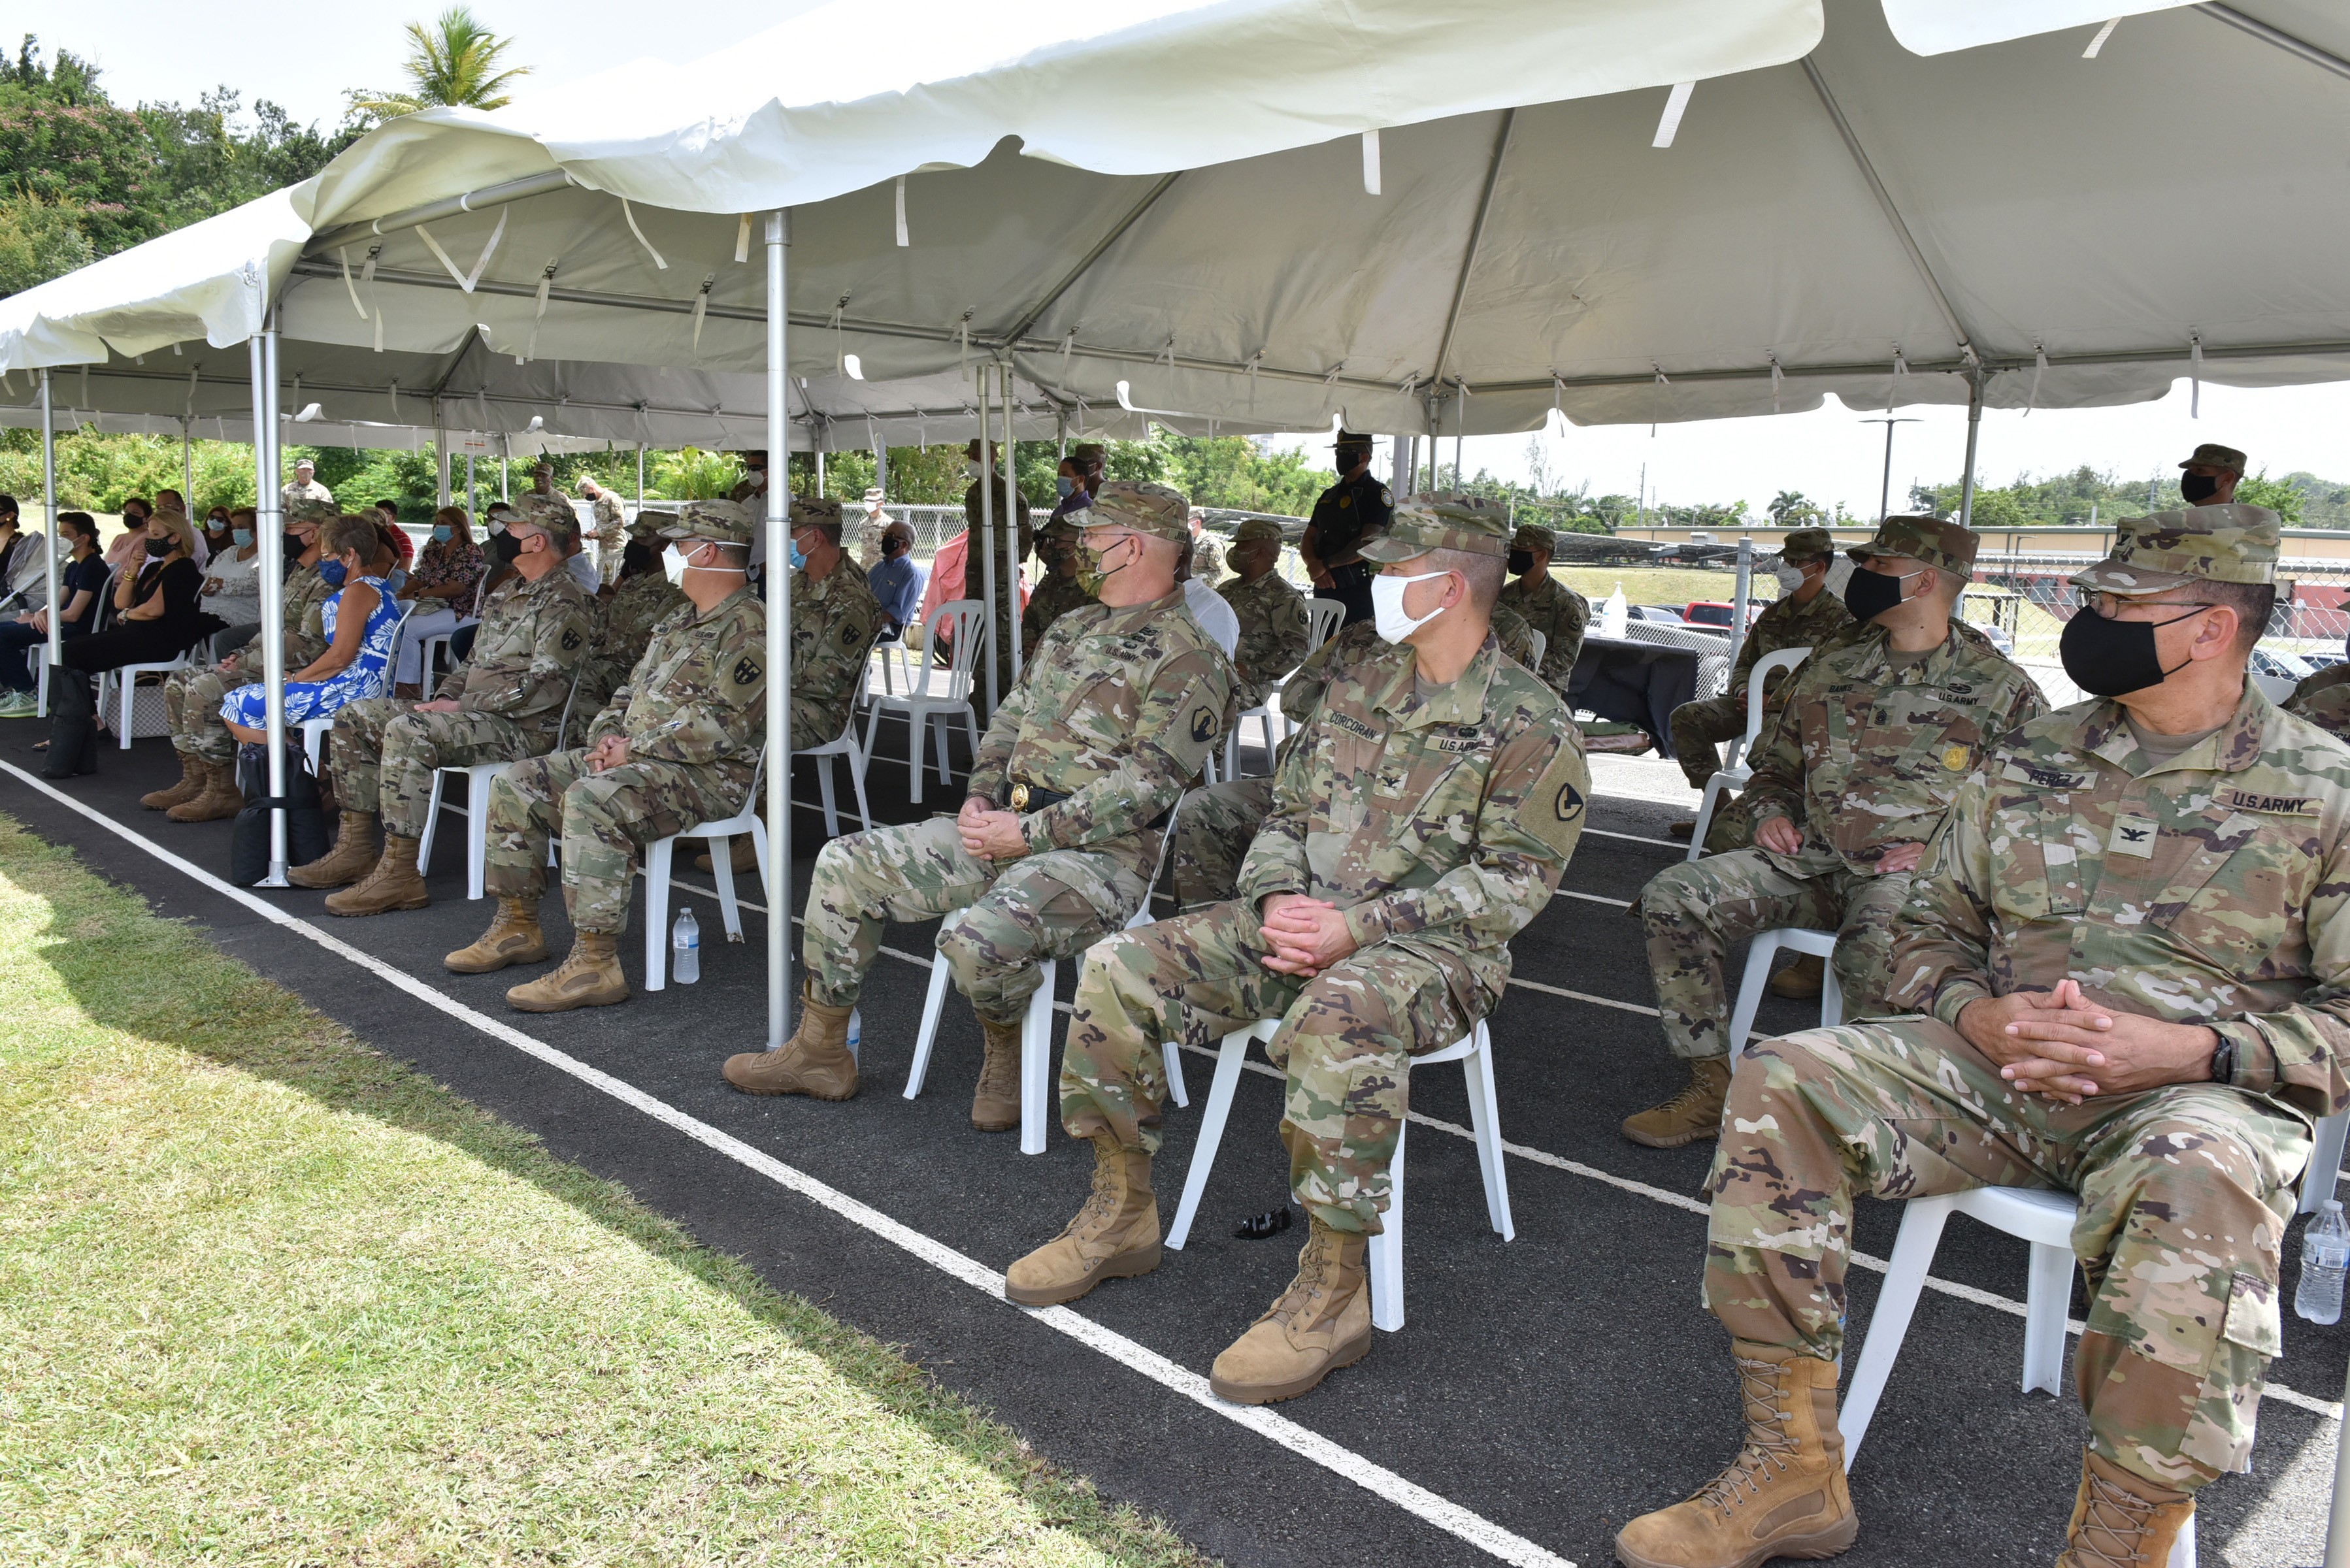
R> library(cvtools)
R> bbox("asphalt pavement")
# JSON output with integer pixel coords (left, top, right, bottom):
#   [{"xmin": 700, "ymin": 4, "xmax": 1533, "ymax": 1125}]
[{"xmin": 5, "ymin": 718, "xmax": 2343, "ymax": 1568}]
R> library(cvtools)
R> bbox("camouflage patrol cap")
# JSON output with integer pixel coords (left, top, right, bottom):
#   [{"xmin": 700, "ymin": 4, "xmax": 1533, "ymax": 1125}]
[
  {"xmin": 2068, "ymin": 504, "xmax": 2281, "ymax": 594},
  {"xmin": 657, "ymin": 497, "xmax": 757, "ymax": 546},
  {"xmin": 1778, "ymin": 527, "xmax": 1836, "ymax": 563},
  {"xmin": 790, "ymin": 495, "xmax": 845, "ymax": 528},
  {"xmin": 1072, "ymin": 479, "xmax": 1189, "ymax": 542},
  {"xmin": 627, "ymin": 508, "xmax": 678, "ymax": 542},
  {"xmin": 1068, "ymin": 442, "xmax": 1106, "ymax": 469},
  {"xmin": 1846, "ymin": 514, "xmax": 1978, "ymax": 579},
  {"xmin": 1037, "ymin": 514, "xmax": 1082, "ymax": 542},
  {"xmin": 1233, "ymin": 517, "xmax": 1287, "ymax": 546},
  {"xmin": 1509, "ymin": 522, "xmax": 1557, "ymax": 555},
  {"xmin": 284, "ymin": 498, "xmax": 335, "ymax": 525},
  {"xmin": 508, "ymin": 492, "xmax": 579, "ymax": 542},
  {"xmin": 2179, "ymin": 442, "xmax": 2247, "ymax": 475},
  {"xmin": 1361, "ymin": 491, "xmax": 1509, "ymax": 561}
]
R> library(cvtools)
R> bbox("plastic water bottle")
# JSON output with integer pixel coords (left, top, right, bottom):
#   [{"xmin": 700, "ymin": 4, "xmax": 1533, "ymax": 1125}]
[
  {"xmin": 846, "ymin": 1007, "xmax": 862, "ymax": 1060},
  {"xmin": 2295, "ymin": 1199, "xmax": 2349, "ymax": 1324},
  {"xmin": 672, "ymin": 907, "xmax": 701, "ymax": 985},
  {"xmin": 1600, "ymin": 581, "xmax": 1630, "ymax": 640}
]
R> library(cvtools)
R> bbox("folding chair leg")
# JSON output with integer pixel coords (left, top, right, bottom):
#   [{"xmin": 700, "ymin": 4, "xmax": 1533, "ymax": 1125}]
[
  {"xmin": 1019, "ymin": 962, "xmax": 1056, "ymax": 1156},
  {"xmin": 1162, "ymin": 1041, "xmax": 1189, "ymax": 1109},
  {"xmin": 1727, "ymin": 930, "xmax": 1787, "ymax": 1058},
  {"xmin": 903, "ymin": 912, "xmax": 961, "ymax": 1099},
  {"xmin": 1821, "ymin": 958, "xmax": 1845, "ymax": 1030},
  {"xmin": 1167, "ymin": 1029, "xmax": 1255, "ymax": 1250},
  {"xmin": 816, "ymin": 753, "xmax": 840, "ymax": 838},
  {"xmin": 416, "ymin": 771, "xmax": 449, "ymax": 874},
  {"xmin": 1688, "ymin": 774, "xmax": 1729, "ymax": 860},
  {"xmin": 906, "ymin": 711, "xmax": 925, "ymax": 804},
  {"xmin": 644, "ymin": 837, "xmax": 675, "ymax": 992},
  {"xmin": 117, "ymin": 675, "xmax": 134, "ymax": 749},
  {"xmin": 847, "ymin": 742, "xmax": 872, "ymax": 831},
  {"xmin": 933, "ymin": 711, "xmax": 953, "ymax": 791},
  {"xmin": 709, "ymin": 834, "xmax": 744, "ymax": 941},
  {"xmin": 1463, "ymin": 1028, "xmax": 1514, "ymax": 1240},
  {"xmin": 1369, "ymin": 1119, "xmax": 1407, "ymax": 1332},
  {"xmin": 2021, "ymin": 1241, "xmax": 2074, "ymax": 1397},
  {"xmin": 747, "ymin": 819, "xmax": 770, "ymax": 898},
  {"xmin": 465, "ymin": 767, "xmax": 494, "ymax": 901},
  {"xmin": 1838, "ymin": 1192, "xmax": 1957, "ymax": 1466}
]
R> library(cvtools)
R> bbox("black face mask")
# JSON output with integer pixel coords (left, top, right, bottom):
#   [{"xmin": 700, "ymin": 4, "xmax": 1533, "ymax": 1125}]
[
  {"xmin": 1507, "ymin": 548, "xmax": 1534, "ymax": 576},
  {"xmin": 282, "ymin": 532, "xmax": 306, "ymax": 558},
  {"xmin": 2180, "ymin": 472, "xmax": 2221, "ymax": 504},
  {"xmin": 2059, "ymin": 602, "xmax": 2204, "ymax": 697},
  {"xmin": 1335, "ymin": 448, "xmax": 1368, "ymax": 474},
  {"xmin": 621, "ymin": 540, "xmax": 661, "ymax": 579},
  {"xmin": 488, "ymin": 529, "xmax": 523, "ymax": 565},
  {"xmin": 144, "ymin": 537, "xmax": 173, "ymax": 559},
  {"xmin": 1841, "ymin": 564, "xmax": 1913, "ymax": 623}
]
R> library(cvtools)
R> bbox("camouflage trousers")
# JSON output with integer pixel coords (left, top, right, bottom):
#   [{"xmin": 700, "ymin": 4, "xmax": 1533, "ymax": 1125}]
[
  {"xmin": 1708, "ymin": 1019, "xmax": 2309, "ymax": 1491},
  {"xmin": 1668, "ymin": 694, "xmax": 1746, "ymax": 791},
  {"xmin": 164, "ymin": 661, "xmax": 258, "ymax": 764},
  {"xmin": 482, "ymin": 748, "xmax": 746, "ymax": 934},
  {"xmin": 329, "ymin": 696, "xmax": 542, "ymax": 838},
  {"xmin": 1061, "ymin": 902, "xmax": 1475, "ymax": 1235},
  {"xmin": 803, "ymin": 815, "xmax": 1146, "ymax": 1027},
  {"xmin": 1168, "ymin": 777, "xmax": 1274, "ymax": 911},
  {"xmin": 1640, "ymin": 849, "xmax": 1910, "ymax": 1060}
]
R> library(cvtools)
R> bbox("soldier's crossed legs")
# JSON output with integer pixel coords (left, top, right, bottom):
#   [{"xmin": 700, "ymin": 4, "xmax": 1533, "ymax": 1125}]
[
  {"xmin": 1061, "ymin": 902, "xmax": 1473, "ymax": 1235},
  {"xmin": 1710, "ymin": 1019, "xmax": 2308, "ymax": 1491},
  {"xmin": 1641, "ymin": 849, "xmax": 1909, "ymax": 1060},
  {"xmin": 165, "ymin": 662, "xmax": 256, "ymax": 764},
  {"xmin": 330, "ymin": 696, "xmax": 536, "ymax": 837},
  {"xmin": 1668, "ymin": 693, "xmax": 1746, "ymax": 792},
  {"xmin": 484, "ymin": 749, "xmax": 743, "ymax": 932},
  {"xmin": 803, "ymin": 815, "xmax": 1146, "ymax": 1026}
]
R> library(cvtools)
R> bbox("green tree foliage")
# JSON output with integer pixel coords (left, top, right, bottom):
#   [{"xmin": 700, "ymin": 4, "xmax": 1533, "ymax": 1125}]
[
  {"xmin": 348, "ymin": 8, "xmax": 530, "ymax": 123},
  {"xmin": 0, "ymin": 190, "xmax": 93, "ymax": 295},
  {"xmin": 1909, "ymin": 464, "xmax": 2317, "ymax": 527}
]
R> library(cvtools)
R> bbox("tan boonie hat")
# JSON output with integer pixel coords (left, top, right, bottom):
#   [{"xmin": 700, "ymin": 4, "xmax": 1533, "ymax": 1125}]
[
  {"xmin": 509, "ymin": 492, "xmax": 580, "ymax": 542},
  {"xmin": 1510, "ymin": 522, "xmax": 1557, "ymax": 554},
  {"xmin": 628, "ymin": 508, "xmax": 678, "ymax": 542},
  {"xmin": 660, "ymin": 497, "xmax": 757, "ymax": 546},
  {"xmin": 2068, "ymin": 504, "xmax": 2281, "ymax": 595},
  {"xmin": 1847, "ymin": 514, "xmax": 1978, "ymax": 579},
  {"xmin": 790, "ymin": 496, "xmax": 845, "ymax": 527},
  {"xmin": 1361, "ymin": 491, "xmax": 1509, "ymax": 561},
  {"xmin": 1233, "ymin": 517, "xmax": 1287, "ymax": 545},
  {"xmin": 2179, "ymin": 442, "xmax": 2247, "ymax": 475},
  {"xmin": 1071, "ymin": 479, "xmax": 1189, "ymax": 542},
  {"xmin": 1778, "ymin": 527, "xmax": 1836, "ymax": 563}
]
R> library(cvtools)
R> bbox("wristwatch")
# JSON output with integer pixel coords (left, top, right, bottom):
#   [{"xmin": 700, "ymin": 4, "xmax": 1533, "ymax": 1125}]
[{"xmin": 2208, "ymin": 1033, "xmax": 2236, "ymax": 1086}]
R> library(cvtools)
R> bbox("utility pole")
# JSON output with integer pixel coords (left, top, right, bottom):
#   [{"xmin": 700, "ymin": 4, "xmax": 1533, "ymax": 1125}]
[{"xmin": 1859, "ymin": 417, "xmax": 1921, "ymax": 522}]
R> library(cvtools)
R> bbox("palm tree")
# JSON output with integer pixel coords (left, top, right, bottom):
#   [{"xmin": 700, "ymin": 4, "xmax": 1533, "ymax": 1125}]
[{"xmin": 350, "ymin": 7, "xmax": 529, "ymax": 122}]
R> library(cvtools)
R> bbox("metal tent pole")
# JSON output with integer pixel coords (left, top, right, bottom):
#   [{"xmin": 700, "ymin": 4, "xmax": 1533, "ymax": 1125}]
[
  {"xmin": 764, "ymin": 208, "xmax": 793, "ymax": 1050},
  {"xmin": 874, "ymin": 435, "xmax": 889, "ymax": 502},
  {"xmin": 434, "ymin": 408, "xmax": 449, "ymax": 504},
  {"xmin": 1732, "ymin": 538, "xmax": 1753, "ymax": 645},
  {"xmin": 253, "ymin": 323, "xmax": 290, "ymax": 886},
  {"xmin": 465, "ymin": 453, "xmax": 476, "ymax": 515},
  {"xmin": 976, "ymin": 365, "xmax": 999, "ymax": 714},
  {"xmin": 500, "ymin": 441, "xmax": 510, "ymax": 502},
  {"xmin": 1958, "ymin": 374, "xmax": 1984, "ymax": 529},
  {"xmin": 1000, "ymin": 363, "xmax": 1023, "ymax": 689},
  {"xmin": 636, "ymin": 442, "xmax": 646, "ymax": 507},
  {"xmin": 814, "ymin": 444, "xmax": 825, "ymax": 495},
  {"xmin": 181, "ymin": 419, "xmax": 193, "ymax": 512},
  {"xmin": 39, "ymin": 370, "xmax": 58, "ymax": 685}
]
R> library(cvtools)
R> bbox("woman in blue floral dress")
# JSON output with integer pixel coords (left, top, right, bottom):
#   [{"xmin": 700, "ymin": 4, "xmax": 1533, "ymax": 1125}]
[{"xmin": 221, "ymin": 515, "xmax": 403, "ymax": 742}]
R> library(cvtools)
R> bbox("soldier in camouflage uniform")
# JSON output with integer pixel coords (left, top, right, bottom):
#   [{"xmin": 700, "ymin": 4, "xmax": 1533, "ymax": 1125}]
[
  {"xmin": 1007, "ymin": 495, "xmax": 1586, "ymax": 1407},
  {"xmin": 447, "ymin": 502, "xmax": 770, "ymax": 1011},
  {"xmin": 721, "ymin": 481, "xmax": 1229, "ymax": 1135},
  {"xmin": 574, "ymin": 476, "xmax": 627, "ymax": 572},
  {"xmin": 142, "ymin": 501, "xmax": 335, "ymax": 821},
  {"xmin": 280, "ymin": 459, "xmax": 333, "ymax": 512},
  {"xmin": 1187, "ymin": 508, "xmax": 1225, "ymax": 585},
  {"xmin": 290, "ymin": 493, "xmax": 593, "ymax": 915},
  {"xmin": 1215, "ymin": 517, "xmax": 1308, "ymax": 711},
  {"xmin": 1619, "ymin": 505, "xmax": 2345, "ymax": 1568},
  {"xmin": 1625, "ymin": 517, "xmax": 2044, "ymax": 1151},
  {"xmin": 1667, "ymin": 527, "xmax": 1856, "ymax": 843},
  {"xmin": 1494, "ymin": 522, "xmax": 1591, "ymax": 699},
  {"xmin": 2289, "ymin": 676, "xmax": 2350, "ymax": 741},
  {"xmin": 780, "ymin": 496, "xmax": 882, "ymax": 749},
  {"xmin": 1022, "ymin": 516, "xmax": 1092, "ymax": 656},
  {"xmin": 572, "ymin": 510, "xmax": 688, "ymax": 716}
]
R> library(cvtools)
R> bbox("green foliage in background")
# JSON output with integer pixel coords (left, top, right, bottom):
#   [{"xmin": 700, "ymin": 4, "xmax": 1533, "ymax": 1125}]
[{"xmin": 1910, "ymin": 464, "xmax": 2317, "ymax": 528}]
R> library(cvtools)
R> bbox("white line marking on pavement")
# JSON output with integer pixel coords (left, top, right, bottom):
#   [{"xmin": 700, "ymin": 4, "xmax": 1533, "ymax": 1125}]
[
  {"xmin": 1582, "ymin": 827, "xmax": 1683, "ymax": 851},
  {"xmin": 0, "ymin": 762, "xmax": 1579, "ymax": 1566},
  {"xmin": 1557, "ymin": 889, "xmax": 1632, "ymax": 909}
]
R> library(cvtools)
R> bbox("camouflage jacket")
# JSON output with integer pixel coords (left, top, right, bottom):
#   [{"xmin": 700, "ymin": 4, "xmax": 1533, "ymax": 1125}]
[
  {"xmin": 1742, "ymin": 620, "xmax": 2044, "ymax": 874},
  {"xmin": 280, "ymin": 561, "xmax": 335, "ymax": 668},
  {"xmin": 2289, "ymin": 668, "xmax": 2350, "ymax": 739},
  {"xmin": 1023, "ymin": 571, "xmax": 1093, "ymax": 654},
  {"xmin": 589, "ymin": 586, "xmax": 767, "ymax": 798},
  {"xmin": 279, "ymin": 480, "xmax": 333, "ymax": 510},
  {"xmin": 437, "ymin": 564, "xmax": 594, "ymax": 742},
  {"xmin": 580, "ymin": 489, "xmax": 625, "ymax": 550},
  {"xmin": 1192, "ymin": 532, "xmax": 1226, "ymax": 585},
  {"xmin": 1495, "ymin": 571, "xmax": 1591, "ymax": 697},
  {"xmin": 1893, "ymin": 685, "xmax": 2350, "ymax": 1121},
  {"xmin": 970, "ymin": 588, "xmax": 1231, "ymax": 881},
  {"xmin": 1239, "ymin": 632, "xmax": 1587, "ymax": 1013},
  {"xmin": 1217, "ymin": 570, "xmax": 1309, "ymax": 710},
  {"xmin": 1732, "ymin": 589, "xmax": 1855, "ymax": 708},
  {"xmin": 593, "ymin": 569, "xmax": 686, "ymax": 676},
  {"xmin": 789, "ymin": 559, "xmax": 882, "ymax": 749},
  {"xmin": 1491, "ymin": 602, "xmax": 1540, "ymax": 675}
]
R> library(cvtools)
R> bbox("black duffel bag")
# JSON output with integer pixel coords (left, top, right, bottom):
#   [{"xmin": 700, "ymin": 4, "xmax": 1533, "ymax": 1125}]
[{"xmin": 229, "ymin": 743, "xmax": 328, "ymax": 885}]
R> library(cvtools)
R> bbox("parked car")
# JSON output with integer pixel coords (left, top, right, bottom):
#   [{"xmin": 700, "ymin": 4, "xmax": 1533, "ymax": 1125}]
[
  {"xmin": 1681, "ymin": 600, "xmax": 1770, "ymax": 630},
  {"xmin": 2252, "ymin": 647, "xmax": 2318, "ymax": 683},
  {"xmin": 1628, "ymin": 605, "xmax": 1688, "ymax": 626}
]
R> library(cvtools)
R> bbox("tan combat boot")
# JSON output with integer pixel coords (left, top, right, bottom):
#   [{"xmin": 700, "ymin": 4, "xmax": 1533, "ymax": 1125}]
[
  {"xmin": 288, "ymin": 811, "xmax": 379, "ymax": 889},
  {"xmin": 721, "ymin": 985, "xmax": 858, "ymax": 1099},
  {"xmin": 506, "ymin": 930, "xmax": 629, "ymax": 1012},
  {"xmin": 166, "ymin": 759, "xmax": 245, "ymax": 823},
  {"xmin": 1615, "ymin": 1342, "xmax": 1855, "ymax": 1568},
  {"xmin": 695, "ymin": 836, "xmax": 760, "ymax": 874},
  {"xmin": 140, "ymin": 751, "xmax": 205, "ymax": 811},
  {"xmin": 323, "ymin": 835, "xmax": 429, "ymax": 917},
  {"xmin": 972, "ymin": 1016, "xmax": 1023, "ymax": 1132},
  {"xmin": 2055, "ymin": 1451, "xmax": 2194, "ymax": 1568},
  {"xmin": 444, "ymin": 897, "xmax": 548, "ymax": 973},
  {"xmin": 1208, "ymin": 1216, "xmax": 1372, "ymax": 1405},
  {"xmin": 1004, "ymin": 1137, "xmax": 1159, "ymax": 1306},
  {"xmin": 1622, "ymin": 1056, "xmax": 1734, "ymax": 1149},
  {"xmin": 1770, "ymin": 953, "xmax": 1826, "ymax": 1000}
]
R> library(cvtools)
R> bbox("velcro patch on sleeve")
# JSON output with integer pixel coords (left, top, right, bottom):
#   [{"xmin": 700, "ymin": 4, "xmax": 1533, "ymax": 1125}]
[{"xmin": 1521, "ymin": 738, "xmax": 1588, "ymax": 858}]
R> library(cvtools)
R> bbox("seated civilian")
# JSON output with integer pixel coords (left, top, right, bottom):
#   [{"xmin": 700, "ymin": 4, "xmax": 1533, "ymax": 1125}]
[{"xmin": 0, "ymin": 512, "xmax": 105, "ymax": 716}]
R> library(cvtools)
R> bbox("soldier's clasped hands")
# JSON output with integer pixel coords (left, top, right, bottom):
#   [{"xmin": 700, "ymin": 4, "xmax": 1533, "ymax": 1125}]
[
  {"xmin": 1257, "ymin": 893, "xmax": 1357, "ymax": 977},
  {"xmin": 1962, "ymin": 978, "xmax": 2221, "ymax": 1104},
  {"xmin": 956, "ymin": 796, "xmax": 1030, "ymax": 862}
]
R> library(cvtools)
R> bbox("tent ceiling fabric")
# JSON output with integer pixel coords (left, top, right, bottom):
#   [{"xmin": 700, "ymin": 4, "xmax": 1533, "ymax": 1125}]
[{"xmin": 1, "ymin": 0, "xmax": 2346, "ymax": 445}]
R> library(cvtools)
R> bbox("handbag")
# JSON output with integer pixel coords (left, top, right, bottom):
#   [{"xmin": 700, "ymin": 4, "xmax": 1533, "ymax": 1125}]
[{"xmin": 229, "ymin": 743, "xmax": 329, "ymax": 885}]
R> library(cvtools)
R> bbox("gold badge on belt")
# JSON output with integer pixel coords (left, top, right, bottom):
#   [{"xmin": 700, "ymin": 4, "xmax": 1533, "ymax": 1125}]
[{"xmin": 1010, "ymin": 783, "xmax": 1032, "ymax": 810}]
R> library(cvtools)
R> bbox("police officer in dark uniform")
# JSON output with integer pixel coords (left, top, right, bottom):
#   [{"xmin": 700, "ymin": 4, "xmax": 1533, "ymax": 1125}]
[{"xmin": 1300, "ymin": 430, "xmax": 1390, "ymax": 627}]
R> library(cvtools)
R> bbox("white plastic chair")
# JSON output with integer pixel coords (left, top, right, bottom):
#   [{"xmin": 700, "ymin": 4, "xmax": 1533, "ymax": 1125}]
[
  {"xmin": 1524, "ymin": 628, "xmax": 1547, "ymax": 671},
  {"xmin": 800, "ymin": 708, "xmax": 874, "ymax": 837},
  {"xmin": 302, "ymin": 600, "xmax": 418, "ymax": 770},
  {"xmin": 1687, "ymin": 645, "xmax": 1810, "ymax": 861},
  {"xmin": 1261, "ymin": 600, "xmax": 1347, "ymax": 740},
  {"xmin": 416, "ymin": 674, "xmax": 584, "ymax": 901},
  {"xmin": 643, "ymin": 754, "xmax": 768, "ymax": 992},
  {"xmin": 1729, "ymin": 928, "xmax": 1844, "ymax": 1054},
  {"xmin": 864, "ymin": 599, "xmax": 983, "ymax": 804},
  {"xmin": 103, "ymin": 649, "xmax": 193, "ymax": 748},
  {"xmin": 1167, "ymin": 1016, "xmax": 1510, "ymax": 1331}
]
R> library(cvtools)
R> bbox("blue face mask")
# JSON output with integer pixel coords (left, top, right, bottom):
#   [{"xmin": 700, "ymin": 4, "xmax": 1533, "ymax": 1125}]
[
  {"xmin": 789, "ymin": 540, "xmax": 808, "ymax": 571},
  {"xmin": 1056, "ymin": 476, "xmax": 1076, "ymax": 498},
  {"xmin": 431, "ymin": 525, "xmax": 452, "ymax": 543},
  {"xmin": 232, "ymin": 528, "xmax": 254, "ymax": 547},
  {"xmin": 318, "ymin": 559, "xmax": 348, "ymax": 588},
  {"xmin": 386, "ymin": 568, "xmax": 408, "ymax": 594}
]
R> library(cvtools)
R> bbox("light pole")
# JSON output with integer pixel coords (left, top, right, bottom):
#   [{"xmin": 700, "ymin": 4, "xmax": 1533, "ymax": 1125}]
[{"xmin": 1860, "ymin": 417, "xmax": 1921, "ymax": 521}]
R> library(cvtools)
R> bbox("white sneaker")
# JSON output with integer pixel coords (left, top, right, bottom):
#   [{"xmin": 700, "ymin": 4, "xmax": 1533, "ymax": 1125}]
[{"xmin": 0, "ymin": 691, "xmax": 37, "ymax": 718}]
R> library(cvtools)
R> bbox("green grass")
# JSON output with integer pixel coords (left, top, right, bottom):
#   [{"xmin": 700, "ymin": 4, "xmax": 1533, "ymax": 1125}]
[
  {"xmin": 1550, "ymin": 565, "xmax": 1748, "ymax": 608},
  {"xmin": 0, "ymin": 813, "xmax": 1210, "ymax": 1567}
]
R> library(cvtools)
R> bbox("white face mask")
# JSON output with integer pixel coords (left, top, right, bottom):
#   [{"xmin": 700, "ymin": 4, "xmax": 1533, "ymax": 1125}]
[
  {"xmin": 965, "ymin": 460, "xmax": 984, "ymax": 480},
  {"xmin": 1772, "ymin": 563, "xmax": 1807, "ymax": 593},
  {"xmin": 670, "ymin": 540, "xmax": 748, "ymax": 577},
  {"xmin": 1371, "ymin": 569, "xmax": 1451, "ymax": 645}
]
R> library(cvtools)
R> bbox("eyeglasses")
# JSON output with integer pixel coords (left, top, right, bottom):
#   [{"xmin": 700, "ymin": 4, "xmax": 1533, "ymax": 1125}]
[{"xmin": 2085, "ymin": 592, "xmax": 2215, "ymax": 618}]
